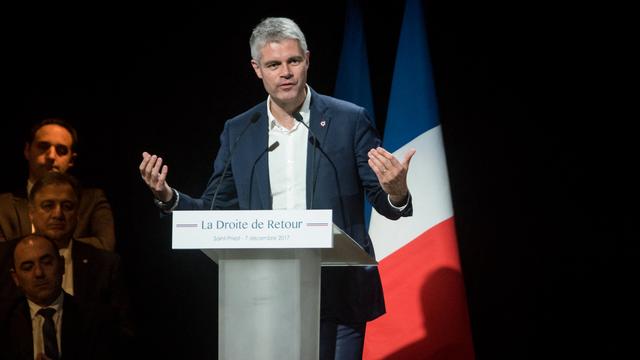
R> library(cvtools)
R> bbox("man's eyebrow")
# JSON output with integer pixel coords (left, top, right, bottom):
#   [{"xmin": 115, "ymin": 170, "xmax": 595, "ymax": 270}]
[{"xmin": 39, "ymin": 254, "xmax": 55, "ymax": 261}]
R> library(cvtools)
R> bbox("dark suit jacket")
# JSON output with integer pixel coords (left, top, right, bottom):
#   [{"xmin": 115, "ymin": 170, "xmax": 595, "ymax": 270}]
[
  {"xmin": 176, "ymin": 88, "xmax": 412, "ymax": 323},
  {"xmin": 0, "ymin": 239, "xmax": 133, "ymax": 340},
  {"xmin": 0, "ymin": 187, "xmax": 116, "ymax": 251},
  {"xmin": 0, "ymin": 292, "xmax": 119, "ymax": 360}
]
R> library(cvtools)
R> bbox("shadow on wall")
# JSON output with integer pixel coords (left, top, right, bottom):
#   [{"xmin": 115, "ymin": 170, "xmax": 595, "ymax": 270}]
[{"xmin": 384, "ymin": 267, "xmax": 474, "ymax": 360}]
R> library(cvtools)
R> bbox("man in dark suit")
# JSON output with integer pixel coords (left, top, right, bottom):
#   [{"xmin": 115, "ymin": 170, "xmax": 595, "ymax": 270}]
[
  {"xmin": 0, "ymin": 118, "xmax": 115, "ymax": 251},
  {"xmin": 0, "ymin": 172, "xmax": 133, "ymax": 341},
  {"xmin": 139, "ymin": 17, "xmax": 415, "ymax": 359},
  {"xmin": 0, "ymin": 234, "xmax": 118, "ymax": 360}
]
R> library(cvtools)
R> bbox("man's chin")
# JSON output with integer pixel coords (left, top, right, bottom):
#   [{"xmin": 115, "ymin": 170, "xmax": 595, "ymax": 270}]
[
  {"xmin": 32, "ymin": 289, "xmax": 61, "ymax": 306},
  {"xmin": 42, "ymin": 231, "xmax": 72, "ymax": 244},
  {"xmin": 32, "ymin": 167, "xmax": 60, "ymax": 180}
]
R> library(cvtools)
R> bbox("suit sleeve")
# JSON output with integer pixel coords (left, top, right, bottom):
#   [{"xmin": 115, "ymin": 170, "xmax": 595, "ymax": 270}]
[
  {"xmin": 354, "ymin": 108, "xmax": 413, "ymax": 220},
  {"xmin": 0, "ymin": 194, "xmax": 19, "ymax": 242},
  {"xmin": 76, "ymin": 189, "xmax": 116, "ymax": 251}
]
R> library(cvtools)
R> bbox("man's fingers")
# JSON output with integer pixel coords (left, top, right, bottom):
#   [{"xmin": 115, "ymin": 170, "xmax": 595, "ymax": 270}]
[
  {"xmin": 156, "ymin": 165, "xmax": 169, "ymax": 191},
  {"xmin": 144, "ymin": 155, "xmax": 158, "ymax": 178},
  {"xmin": 402, "ymin": 149, "xmax": 417, "ymax": 168},
  {"xmin": 139, "ymin": 152, "xmax": 151, "ymax": 172},
  {"xmin": 139, "ymin": 152, "xmax": 168, "ymax": 187},
  {"xmin": 368, "ymin": 159, "xmax": 384, "ymax": 178},
  {"xmin": 375, "ymin": 147, "xmax": 393, "ymax": 158},
  {"xmin": 152, "ymin": 157, "xmax": 163, "ymax": 179},
  {"xmin": 368, "ymin": 149, "xmax": 387, "ymax": 173}
]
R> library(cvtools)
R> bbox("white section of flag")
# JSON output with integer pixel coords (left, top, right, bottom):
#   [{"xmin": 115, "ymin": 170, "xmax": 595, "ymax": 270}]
[{"xmin": 369, "ymin": 125, "xmax": 453, "ymax": 261}]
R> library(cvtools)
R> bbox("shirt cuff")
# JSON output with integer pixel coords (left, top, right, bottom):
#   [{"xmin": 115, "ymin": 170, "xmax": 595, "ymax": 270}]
[
  {"xmin": 387, "ymin": 192, "xmax": 411, "ymax": 211},
  {"xmin": 166, "ymin": 189, "xmax": 180, "ymax": 212},
  {"xmin": 154, "ymin": 188, "xmax": 180, "ymax": 213}
]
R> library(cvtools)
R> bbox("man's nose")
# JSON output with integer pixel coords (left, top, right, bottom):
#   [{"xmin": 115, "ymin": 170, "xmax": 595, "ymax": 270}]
[
  {"xmin": 34, "ymin": 263, "xmax": 44, "ymax": 277},
  {"xmin": 45, "ymin": 146, "xmax": 57, "ymax": 159},
  {"xmin": 281, "ymin": 64, "xmax": 293, "ymax": 78},
  {"xmin": 51, "ymin": 205, "xmax": 64, "ymax": 218}
]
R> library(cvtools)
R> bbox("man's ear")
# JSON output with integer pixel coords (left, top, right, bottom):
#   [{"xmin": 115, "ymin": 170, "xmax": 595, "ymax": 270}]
[
  {"xmin": 251, "ymin": 60, "xmax": 263, "ymax": 79},
  {"xmin": 10, "ymin": 268, "xmax": 19, "ymax": 287},
  {"xmin": 28, "ymin": 204, "xmax": 35, "ymax": 223},
  {"xmin": 24, "ymin": 142, "xmax": 31, "ymax": 161},
  {"xmin": 68, "ymin": 152, "xmax": 77, "ymax": 169}
]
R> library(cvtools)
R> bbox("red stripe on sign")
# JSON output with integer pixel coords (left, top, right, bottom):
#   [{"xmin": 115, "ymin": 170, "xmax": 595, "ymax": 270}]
[{"xmin": 364, "ymin": 217, "xmax": 475, "ymax": 359}]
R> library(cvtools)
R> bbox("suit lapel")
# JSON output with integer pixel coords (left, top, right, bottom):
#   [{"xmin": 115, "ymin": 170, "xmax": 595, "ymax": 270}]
[
  {"xmin": 71, "ymin": 241, "xmax": 89, "ymax": 302},
  {"xmin": 13, "ymin": 299, "xmax": 35, "ymax": 359},
  {"xmin": 306, "ymin": 90, "xmax": 331, "ymax": 208},
  {"xmin": 244, "ymin": 108, "xmax": 272, "ymax": 210},
  {"xmin": 13, "ymin": 188, "xmax": 32, "ymax": 236}
]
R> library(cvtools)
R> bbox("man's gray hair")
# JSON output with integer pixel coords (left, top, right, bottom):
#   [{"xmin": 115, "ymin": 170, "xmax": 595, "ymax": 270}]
[{"xmin": 250, "ymin": 17, "xmax": 308, "ymax": 62}]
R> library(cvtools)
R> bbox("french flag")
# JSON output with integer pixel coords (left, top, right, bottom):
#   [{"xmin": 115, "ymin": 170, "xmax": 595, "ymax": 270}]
[{"xmin": 363, "ymin": 0, "xmax": 475, "ymax": 358}]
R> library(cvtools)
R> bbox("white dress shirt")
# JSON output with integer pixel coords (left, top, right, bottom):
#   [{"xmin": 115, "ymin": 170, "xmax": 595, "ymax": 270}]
[
  {"xmin": 28, "ymin": 291, "xmax": 64, "ymax": 360},
  {"xmin": 267, "ymin": 86, "xmax": 312, "ymax": 210}
]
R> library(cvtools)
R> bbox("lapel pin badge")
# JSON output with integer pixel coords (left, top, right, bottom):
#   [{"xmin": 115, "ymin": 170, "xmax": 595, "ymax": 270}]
[{"xmin": 320, "ymin": 120, "xmax": 326, "ymax": 127}]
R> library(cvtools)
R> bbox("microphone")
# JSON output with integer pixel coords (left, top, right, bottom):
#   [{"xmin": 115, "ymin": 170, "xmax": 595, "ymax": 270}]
[
  {"xmin": 293, "ymin": 113, "xmax": 347, "ymax": 230},
  {"xmin": 209, "ymin": 112, "xmax": 260, "ymax": 210},
  {"xmin": 248, "ymin": 141, "xmax": 280, "ymax": 206},
  {"xmin": 293, "ymin": 112, "xmax": 318, "ymax": 210},
  {"xmin": 268, "ymin": 141, "xmax": 280, "ymax": 152}
]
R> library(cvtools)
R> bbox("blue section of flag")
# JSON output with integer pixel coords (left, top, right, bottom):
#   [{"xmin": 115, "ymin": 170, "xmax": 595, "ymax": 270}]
[
  {"xmin": 334, "ymin": 0, "xmax": 376, "ymax": 126},
  {"xmin": 383, "ymin": 0, "xmax": 440, "ymax": 153},
  {"xmin": 333, "ymin": 0, "xmax": 375, "ymax": 227}
]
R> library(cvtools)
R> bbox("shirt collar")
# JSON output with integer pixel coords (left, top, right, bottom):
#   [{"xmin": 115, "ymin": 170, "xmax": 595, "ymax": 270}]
[
  {"xmin": 26, "ymin": 180, "xmax": 34, "ymax": 197},
  {"xmin": 58, "ymin": 238, "xmax": 73, "ymax": 264},
  {"xmin": 267, "ymin": 84, "xmax": 312, "ymax": 131},
  {"xmin": 28, "ymin": 291, "xmax": 64, "ymax": 320}
]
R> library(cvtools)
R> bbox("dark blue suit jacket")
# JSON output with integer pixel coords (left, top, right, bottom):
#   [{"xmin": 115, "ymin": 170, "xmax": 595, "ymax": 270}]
[{"xmin": 177, "ymin": 88, "xmax": 412, "ymax": 323}]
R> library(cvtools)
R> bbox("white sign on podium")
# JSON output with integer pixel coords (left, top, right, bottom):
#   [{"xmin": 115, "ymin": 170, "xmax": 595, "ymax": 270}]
[{"xmin": 172, "ymin": 209, "xmax": 333, "ymax": 249}]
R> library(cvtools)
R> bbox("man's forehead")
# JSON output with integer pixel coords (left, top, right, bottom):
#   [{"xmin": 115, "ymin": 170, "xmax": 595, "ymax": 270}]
[
  {"xmin": 15, "ymin": 237, "xmax": 57, "ymax": 260},
  {"xmin": 33, "ymin": 124, "xmax": 73, "ymax": 144},
  {"xmin": 33, "ymin": 184, "xmax": 78, "ymax": 202}
]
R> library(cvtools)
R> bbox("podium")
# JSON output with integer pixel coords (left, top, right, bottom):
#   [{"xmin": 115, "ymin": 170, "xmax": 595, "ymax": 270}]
[{"xmin": 172, "ymin": 210, "xmax": 376, "ymax": 360}]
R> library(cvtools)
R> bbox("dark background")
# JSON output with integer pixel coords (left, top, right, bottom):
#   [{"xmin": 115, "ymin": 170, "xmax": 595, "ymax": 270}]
[{"xmin": 1, "ymin": 0, "xmax": 633, "ymax": 358}]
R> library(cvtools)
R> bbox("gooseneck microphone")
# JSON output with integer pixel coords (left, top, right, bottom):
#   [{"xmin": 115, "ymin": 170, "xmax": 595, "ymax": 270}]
[
  {"xmin": 293, "ymin": 112, "xmax": 318, "ymax": 210},
  {"xmin": 248, "ymin": 141, "xmax": 280, "ymax": 205},
  {"xmin": 293, "ymin": 113, "xmax": 348, "ymax": 230},
  {"xmin": 209, "ymin": 112, "xmax": 260, "ymax": 210}
]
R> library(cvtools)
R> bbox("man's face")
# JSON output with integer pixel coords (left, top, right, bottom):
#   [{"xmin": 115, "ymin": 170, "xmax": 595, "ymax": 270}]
[
  {"xmin": 11, "ymin": 236, "xmax": 64, "ymax": 307},
  {"xmin": 24, "ymin": 124, "xmax": 76, "ymax": 182},
  {"xmin": 251, "ymin": 39, "xmax": 309, "ymax": 110},
  {"xmin": 29, "ymin": 183, "xmax": 78, "ymax": 245}
]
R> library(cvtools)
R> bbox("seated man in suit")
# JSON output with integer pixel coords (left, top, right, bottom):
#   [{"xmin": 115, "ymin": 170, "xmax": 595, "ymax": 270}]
[
  {"xmin": 0, "ymin": 172, "xmax": 133, "ymax": 341},
  {"xmin": 0, "ymin": 118, "xmax": 115, "ymax": 251},
  {"xmin": 0, "ymin": 234, "xmax": 119, "ymax": 360}
]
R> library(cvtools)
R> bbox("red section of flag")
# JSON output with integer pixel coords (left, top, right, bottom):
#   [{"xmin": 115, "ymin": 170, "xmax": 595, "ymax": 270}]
[{"xmin": 364, "ymin": 218, "xmax": 475, "ymax": 359}]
